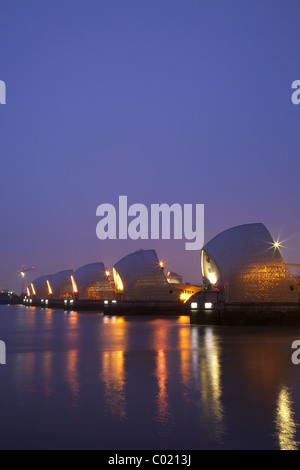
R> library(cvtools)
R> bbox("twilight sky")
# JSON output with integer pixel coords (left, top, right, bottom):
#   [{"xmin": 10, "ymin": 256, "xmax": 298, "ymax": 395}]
[{"xmin": 0, "ymin": 0, "xmax": 299, "ymax": 293}]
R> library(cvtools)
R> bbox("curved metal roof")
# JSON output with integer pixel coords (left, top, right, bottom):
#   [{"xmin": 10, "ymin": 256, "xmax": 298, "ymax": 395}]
[
  {"xmin": 202, "ymin": 223, "xmax": 299, "ymax": 303},
  {"xmin": 74, "ymin": 262, "xmax": 114, "ymax": 300},
  {"xmin": 113, "ymin": 249, "xmax": 178, "ymax": 301}
]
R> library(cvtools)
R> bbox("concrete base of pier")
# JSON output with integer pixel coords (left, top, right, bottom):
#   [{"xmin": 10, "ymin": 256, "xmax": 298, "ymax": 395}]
[
  {"xmin": 4, "ymin": 298, "xmax": 300, "ymax": 325},
  {"xmin": 21, "ymin": 297, "xmax": 186, "ymax": 315},
  {"xmin": 190, "ymin": 302, "xmax": 300, "ymax": 326}
]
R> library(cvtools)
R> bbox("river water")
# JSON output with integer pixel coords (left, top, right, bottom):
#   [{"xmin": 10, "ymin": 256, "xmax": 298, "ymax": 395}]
[{"xmin": 0, "ymin": 304, "xmax": 299, "ymax": 450}]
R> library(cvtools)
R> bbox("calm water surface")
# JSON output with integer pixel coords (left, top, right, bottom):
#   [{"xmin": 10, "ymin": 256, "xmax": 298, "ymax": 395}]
[{"xmin": 0, "ymin": 304, "xmax": 299, "ymax": 450}]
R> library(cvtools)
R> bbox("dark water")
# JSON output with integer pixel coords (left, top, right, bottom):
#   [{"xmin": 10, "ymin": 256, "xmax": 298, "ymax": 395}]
[{"xmin": 0, "ymin": 305, "xmax": 299, "ymax": 450}]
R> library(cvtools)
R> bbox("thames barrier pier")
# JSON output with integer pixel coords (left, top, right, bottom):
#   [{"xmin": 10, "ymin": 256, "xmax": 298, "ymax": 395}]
[{"xmin": 14, "ymin": 223, "xmax": 300, "ymax": 325}]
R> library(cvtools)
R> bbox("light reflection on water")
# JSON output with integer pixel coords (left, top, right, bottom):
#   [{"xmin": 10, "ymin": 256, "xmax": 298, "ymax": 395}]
[
  {"xmin": 201, "ymin": 328, "xmax": 226, "ymax": 443},
  {"xmin": 151, "ymin": 321, "xmax": 171, "ymax": 428},
  {"xmin": 65, "ymin": 349, "xmax": 80, "ymax": 409},
  {"xmin": 0, "ymin": 305, "xmax": 300, "ymax": 449},
  {"xmin": 101, "ymin": 315, "xmax": 127, "ymax": 419},
  {"xmin": 179, "ymin": 322, "xmax": 192, "ymax": 398},
  {"xmin": 155, "ymin": 349, "xmax": 170, "ymax": 427},
  {"xmin": 102, "ymin": 350, "xmax": 126, "ymax": 419},
  {"xmin": 275, "ymin": 386, "xmax": 299, "ymax": 450},
  {"xmin": 42, "ymin": 351, "xmax": 53, "ymax": 398}
]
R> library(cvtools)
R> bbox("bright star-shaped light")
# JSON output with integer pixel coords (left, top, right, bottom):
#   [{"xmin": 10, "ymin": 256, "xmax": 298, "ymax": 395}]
[{"xmin": 273, "ymin": 240, "xmax": 282, "ymax": 249}]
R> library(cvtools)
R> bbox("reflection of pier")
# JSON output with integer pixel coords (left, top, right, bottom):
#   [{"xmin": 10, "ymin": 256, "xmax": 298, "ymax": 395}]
[
  {"xmin": 101, "ymin": 316, "xmax": 127, "ymax": 420},
  {"xmin": 152, "ymin": 322, "xmax": 173, "ymax": 429},
  {"xmin": 102, "ymin": 350, "xmax": 126, "ymax": 419},
  {"xmin": 191, "ymin": 327, "xmax": 226, "ymax": 443},
  {"xmin": 276, "ymin": 386, "xmax": 299, "ymax": 450}
]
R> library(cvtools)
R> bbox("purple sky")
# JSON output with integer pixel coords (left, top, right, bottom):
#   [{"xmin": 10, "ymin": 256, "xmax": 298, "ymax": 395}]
[{"xmin": 1, "ymin": 0, "xmax": 300, "ymax": 293}]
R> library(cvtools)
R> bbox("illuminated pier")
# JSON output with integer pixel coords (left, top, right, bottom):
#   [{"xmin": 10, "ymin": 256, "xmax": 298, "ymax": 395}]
[{"xmin": 11, "ymin": 223, "xmax": 300, "ymax": 323}]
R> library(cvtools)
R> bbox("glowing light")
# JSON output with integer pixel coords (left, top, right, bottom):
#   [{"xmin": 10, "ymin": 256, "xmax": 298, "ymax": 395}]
[
  {"xmin": 105, "ymin": 270, "xmax": 111, "ymax": 278},
  {"xmin": 113, "ymin": 268, "xmax": 124, "ymax": 292},
  {"xmin": 208, "ymin": 273, "xmax": 218, "ymax": 285},
  {"xmin": 31, "ymin": 283, "xmax": 36, "ymax": 296},
  {"xmin": 159, "ymin": 261, "xmax": 165, "ymax": 269},
  {"xmin": 205, "ymin": 302, "xmax": 213, "ymax": 309},
  {"xmin": 191, "ymin": 302, "xmax": 198, "ymax": 309},
  {"xmin": 267, "ymin": 237, "xmax": 287, "ymax": 252},
  {"xmin": 273, "ymin": 240, "xmax": 282, "ymax": 249},
  {"xmin": 178, "ymin": 315, "xmax": 190, "ymax": 323},
  {"xmin": 46, "ymin": 280, "xmax": 52, "ymax": 296},
  {"xmin": 26, "ymin": 287, "xmax": 30, "ymax": 297},
  {"xmin": 71, "ymin": 275, "xmax": 78, "ymax": 294},
  {"xmin": 180, "ymin": 292, "xmax": 193, "ymax": 303}
]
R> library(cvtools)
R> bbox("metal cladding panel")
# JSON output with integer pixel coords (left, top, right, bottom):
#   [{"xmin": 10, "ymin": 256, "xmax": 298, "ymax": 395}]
[
  {"xmin": 32, "ymin": 275, "xmax": 53, "ymax": 299},
  {"xmin": 74, "ymin": 263, "xmax": 114, "ymax": 300},
  {"xmin": 202, "ymin": 223, "xmax": 299, "ymax": 303},
  {"xmin": 51, "ymin": 270, "xmax": 73, "ymax": 299},
  {"xmin": 114, "ymin": 249, "xmax": 178, "ymax": 301}
]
